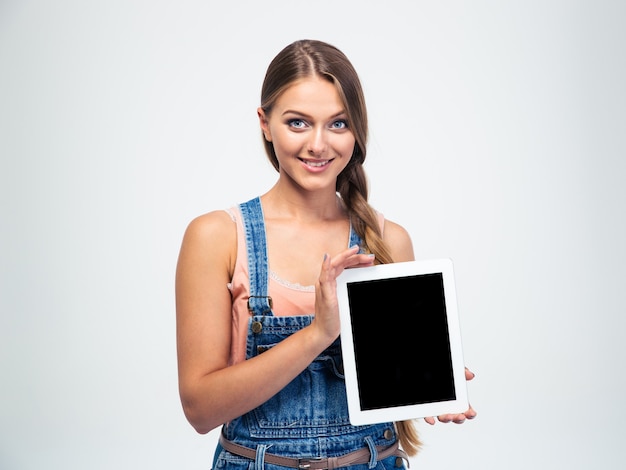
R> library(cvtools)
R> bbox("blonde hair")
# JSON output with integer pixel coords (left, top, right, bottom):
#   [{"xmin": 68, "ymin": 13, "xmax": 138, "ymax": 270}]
[{"xmin": 260, "ymin": 39, "xmax": 421, "ymax": 456}]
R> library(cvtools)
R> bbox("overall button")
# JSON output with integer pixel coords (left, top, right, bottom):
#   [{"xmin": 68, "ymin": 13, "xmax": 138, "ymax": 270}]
[
  {"xmin": 383, "ymin": 428, "xmax": 394, "ymax": 440},
  {"xmin": 394, "ymin": 457, "xmax": 404, "ymax": 468},
  {"xmin": 251, "ymin": 321, "xmax": 263, "ymax": 333}
]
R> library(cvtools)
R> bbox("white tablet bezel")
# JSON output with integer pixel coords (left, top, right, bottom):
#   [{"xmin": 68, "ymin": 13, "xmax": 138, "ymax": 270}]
[{"xmin": 337, "ymin": 258, "xmax": 468, "ymax": 426}]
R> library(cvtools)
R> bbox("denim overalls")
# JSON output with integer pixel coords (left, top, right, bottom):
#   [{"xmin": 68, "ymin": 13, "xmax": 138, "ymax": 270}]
[{"xmin": 213, "ymin": 198, "xmax": 406, "ymax": 470}]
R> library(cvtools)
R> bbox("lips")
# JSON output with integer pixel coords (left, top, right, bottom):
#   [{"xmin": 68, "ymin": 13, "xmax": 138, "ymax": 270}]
[{"xmin": 299, "ymin": 158, "xmax": 333, "ymax": 168}]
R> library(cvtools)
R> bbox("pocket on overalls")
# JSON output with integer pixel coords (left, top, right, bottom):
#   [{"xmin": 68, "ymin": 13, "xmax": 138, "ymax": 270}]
[{"xmin": 315, "ymin": 339, "xmax": 345, "ymax": 379}]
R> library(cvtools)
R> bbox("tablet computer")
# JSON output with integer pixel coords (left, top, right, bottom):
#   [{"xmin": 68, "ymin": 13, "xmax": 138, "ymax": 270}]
[{"xmin": 337, "ymin": 258, "xmax": 468, "ymax": 426}]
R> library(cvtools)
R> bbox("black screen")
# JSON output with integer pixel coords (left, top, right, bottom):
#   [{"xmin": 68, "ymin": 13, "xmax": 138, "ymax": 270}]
[{"xmin": 346, "ymin": 273, "xmax": 456, "ymax": 410}]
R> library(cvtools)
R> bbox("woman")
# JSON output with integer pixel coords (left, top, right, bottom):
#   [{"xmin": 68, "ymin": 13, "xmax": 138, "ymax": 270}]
[{"xmin": 176, "ymin": 39, "xmax": 476, "ymax": 469}]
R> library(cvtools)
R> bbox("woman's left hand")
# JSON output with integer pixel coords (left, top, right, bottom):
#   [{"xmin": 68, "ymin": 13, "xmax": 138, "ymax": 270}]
[{"xmin": 424, "ymin": 367, "xmax": 477, "ymax": 425}]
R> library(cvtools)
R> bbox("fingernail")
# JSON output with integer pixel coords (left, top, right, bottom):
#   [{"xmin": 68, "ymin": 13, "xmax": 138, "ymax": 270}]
[{"xmin": 323, "ymin": 253, "xmax": 328, "ymax": 261}]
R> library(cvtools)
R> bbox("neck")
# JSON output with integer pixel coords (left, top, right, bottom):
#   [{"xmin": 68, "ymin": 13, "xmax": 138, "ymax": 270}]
[{"xmin": 262, "ymin": 182, "xmax": 345, "ymax": 222}]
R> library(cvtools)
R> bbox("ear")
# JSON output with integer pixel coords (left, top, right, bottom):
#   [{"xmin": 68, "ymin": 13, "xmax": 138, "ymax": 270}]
[{"xmin": 257, "ymin": 107, "xmax": 272, "ymax": 142}]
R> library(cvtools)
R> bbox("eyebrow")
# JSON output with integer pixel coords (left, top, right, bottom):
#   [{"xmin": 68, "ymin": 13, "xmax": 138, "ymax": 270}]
[{"xmin": 281, "ymin": 109, "xmax": 347, "ymax": 119}]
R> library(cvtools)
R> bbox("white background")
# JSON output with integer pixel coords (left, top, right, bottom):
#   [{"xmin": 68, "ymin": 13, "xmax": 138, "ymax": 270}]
[{"xmin": 1, "ymin": 1, "xmax": 625, "ymax": 469}]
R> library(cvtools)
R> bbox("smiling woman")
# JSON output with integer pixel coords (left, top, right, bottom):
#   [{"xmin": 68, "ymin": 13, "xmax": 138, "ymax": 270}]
[{"xmin": 175, "ymin": 39, "xmax": 475, "ymax": 470}]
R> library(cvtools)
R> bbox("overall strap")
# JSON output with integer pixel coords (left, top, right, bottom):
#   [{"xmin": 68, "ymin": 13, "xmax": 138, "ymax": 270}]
[
  {"xmin": 239, "ymin": 197, "xmax": 273, "ymax": 316},
  {"xmin": 348, "ymin": 220, "xmax": 364, "ymax": 253}
]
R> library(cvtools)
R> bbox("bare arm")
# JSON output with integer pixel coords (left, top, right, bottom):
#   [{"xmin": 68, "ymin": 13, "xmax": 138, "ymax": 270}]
[{"xmin": 175, "ymin": 213, "xmax": 375, "ymax": 434}]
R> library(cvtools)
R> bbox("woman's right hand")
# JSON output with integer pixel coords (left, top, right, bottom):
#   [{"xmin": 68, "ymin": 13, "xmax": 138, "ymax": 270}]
[{"xmin": 313, "ymin": 245, "xmax": 375, "ymax": 342}]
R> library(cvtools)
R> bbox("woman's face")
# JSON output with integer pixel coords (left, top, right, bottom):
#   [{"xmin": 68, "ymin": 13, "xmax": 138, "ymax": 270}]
[{"xmin": 258, "ymin": 76, "xmax": 356, "ymax": 193}]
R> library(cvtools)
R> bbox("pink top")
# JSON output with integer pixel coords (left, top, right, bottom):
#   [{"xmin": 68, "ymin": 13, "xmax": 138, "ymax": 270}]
[{"xmin": 225, "ymin": 206, "xmax": 385, "ymax": 365}]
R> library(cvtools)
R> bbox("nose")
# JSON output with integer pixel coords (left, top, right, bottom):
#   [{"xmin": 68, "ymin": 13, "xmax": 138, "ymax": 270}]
[{"xmin": 307, "ymin": 128, "xmax": 327, "ymax": 156}]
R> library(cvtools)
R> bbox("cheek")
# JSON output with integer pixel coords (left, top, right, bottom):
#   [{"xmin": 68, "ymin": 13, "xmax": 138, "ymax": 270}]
[
  {"xmin": 272, "ymin": 130, "xmax": 303, "ymax": 155},
  {"xmin": 335, "ymin": 135, "xmax": 356, "ymax": 157}
]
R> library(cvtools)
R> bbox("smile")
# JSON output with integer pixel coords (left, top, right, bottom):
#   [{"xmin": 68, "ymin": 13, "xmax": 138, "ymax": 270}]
[{"xmin": 299, "ymin": 158, "xmax": 332, "ymax": 168}]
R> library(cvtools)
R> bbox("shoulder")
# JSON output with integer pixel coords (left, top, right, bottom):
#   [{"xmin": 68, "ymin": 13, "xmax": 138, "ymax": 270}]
[
  {"xmin": 183, "ymin": 209, "xmax": 236, "ymax": 245},
  {"xmin": 381, "ymin": 218, "xmax": 415, "ymax": 263},
  {"xmin": 179, "ymin": 209, "xmax": 238, "ymax": 276}
]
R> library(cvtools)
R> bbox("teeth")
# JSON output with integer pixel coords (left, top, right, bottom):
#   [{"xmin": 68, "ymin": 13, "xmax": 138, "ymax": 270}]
[{"xmin": 304, "ymin": 160, "xmax": 329, "ymax": 167}]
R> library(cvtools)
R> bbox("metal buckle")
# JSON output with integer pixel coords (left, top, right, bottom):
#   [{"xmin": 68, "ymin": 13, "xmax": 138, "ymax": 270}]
[{"xmin": 247, "ymin": 295, "xmax": 273, "ymax": 314}]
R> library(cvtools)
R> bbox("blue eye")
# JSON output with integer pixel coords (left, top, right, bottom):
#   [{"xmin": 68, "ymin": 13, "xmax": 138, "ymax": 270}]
[
  {"xmin": 331, "ymin": 120, "xmax": 348, "ymax": 129},
  {"xmin": 287, "ymin": 119, "xmax": 306, "ymax": 129}
]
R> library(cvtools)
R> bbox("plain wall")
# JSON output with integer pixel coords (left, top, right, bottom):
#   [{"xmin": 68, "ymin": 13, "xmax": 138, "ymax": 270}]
[{"xmin": 1, "ymin": 1, "xmax": 625, "ymax": 468}]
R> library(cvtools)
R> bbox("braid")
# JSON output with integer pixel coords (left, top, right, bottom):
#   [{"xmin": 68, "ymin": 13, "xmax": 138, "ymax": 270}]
[{"xmin": 337, "ymin": 163, "xmax": 393, "ymax": 264}]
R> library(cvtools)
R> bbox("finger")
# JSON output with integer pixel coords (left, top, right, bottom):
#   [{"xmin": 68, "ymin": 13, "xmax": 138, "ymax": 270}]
[
  {"xmin": 465, "ymin": 367, "xmax": 475, "ymax": 380},
  {"xmin": 424, "ymin": 416, "xmax": 436, "ymax": 425},
  {"xmin": 452, "ymin": 413, "xmax": 467, "ymax": 424},
  {"xmin": 339, "ymin": 246, "xmax": 375, "ymax": 268},
  {"xmin": 464, "ymin": 404, "xmax": 477, "ymax": 419},
  {"xmin": 345, "ymin": 253, "xmax": 376, "ymax": 269},
  {"xmin": 437, "ymin": 414, "xmax": 453, "ymax": 423},
  {"xmin": 318, "ymin": 253, "xmax": 340, "ymax": 294},
  {"xmin": 318, "ymin": 252, "xmax": 332, "ymax": 282},
  {"xmin": 337, "ymin": 245, "xmax": 363, "ymax": 267},
  {"xmin": 326, "ymin": 246, "xmax": 373, "ymax": 277}
]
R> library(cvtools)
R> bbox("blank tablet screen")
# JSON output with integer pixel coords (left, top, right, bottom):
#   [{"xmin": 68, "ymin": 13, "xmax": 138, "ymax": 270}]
[{"xmin": 346, "ymin": 273, "xmax": 455, "ymax": 410}]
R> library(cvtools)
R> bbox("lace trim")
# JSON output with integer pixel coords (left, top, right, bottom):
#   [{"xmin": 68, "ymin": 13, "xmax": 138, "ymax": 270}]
[
  {"xmin": 227, "ymin": 202, "xmax": 373, "ymax": 294},
  {"xmin": 269, "ymin": 270, "xmax": 315, "ymax": 292}
]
